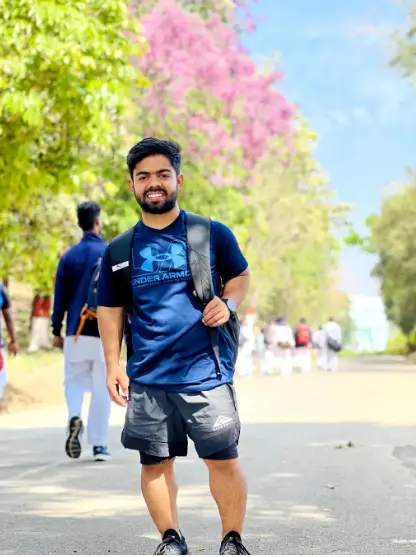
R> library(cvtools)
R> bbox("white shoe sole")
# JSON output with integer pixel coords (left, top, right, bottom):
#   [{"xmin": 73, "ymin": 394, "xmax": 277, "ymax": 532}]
[{"xmin": 94, "ymin": 454, "xmax": 111, "ymax": 462}]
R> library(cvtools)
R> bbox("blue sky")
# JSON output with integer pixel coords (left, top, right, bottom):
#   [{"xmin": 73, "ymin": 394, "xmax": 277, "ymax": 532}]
[{"xmin": 242, "ymin": 0, "xmax": 416, "ymax": 296}]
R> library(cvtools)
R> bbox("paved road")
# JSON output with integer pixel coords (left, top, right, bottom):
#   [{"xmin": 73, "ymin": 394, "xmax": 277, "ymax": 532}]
[{"xmin": 1, "ymin": 357, "xmax": 416, "ymax": 555}]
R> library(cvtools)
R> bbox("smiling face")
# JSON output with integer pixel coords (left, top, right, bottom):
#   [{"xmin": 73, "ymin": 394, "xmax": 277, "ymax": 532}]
[{"xmin": 129, "ymin": 154, "xmax": 184, "ymax": 215}]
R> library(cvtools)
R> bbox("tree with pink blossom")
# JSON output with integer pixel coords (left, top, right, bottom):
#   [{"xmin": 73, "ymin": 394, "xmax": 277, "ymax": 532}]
[{"xmin": 134, "ymin": 0, "xmax": 293, "ymax": 194}]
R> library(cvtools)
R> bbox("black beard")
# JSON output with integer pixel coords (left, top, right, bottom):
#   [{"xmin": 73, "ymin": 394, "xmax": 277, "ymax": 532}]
[{"xmin": 135, "ymin": 189, "xmax": 178, "ymax": 215}]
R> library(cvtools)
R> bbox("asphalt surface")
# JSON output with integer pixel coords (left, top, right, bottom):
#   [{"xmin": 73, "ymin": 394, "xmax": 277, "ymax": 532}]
[{"xmin": 1, "ymin": 356, "xmax": 416, "ymax": 555}]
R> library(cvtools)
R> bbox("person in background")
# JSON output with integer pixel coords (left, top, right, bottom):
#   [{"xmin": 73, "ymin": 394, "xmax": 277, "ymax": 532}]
[
  {"xmin": 263, "ymin": 320, "xmax": 277, "ymax": 374},
  {"xmin": 293, "ymin": 317, "xmax": 312, "ymax": 373},
  {"xmin": 312, "ymin": 325, "xmax": 326, "ymax": 369},
  {"xmin": 323, "ymin": 317, "xmax": 342, "ymax": 372},
  {"xmin": 269, "ymin": 317, "xmax": 295, "ymax": 376},
  {"xmin": 255, "ymin": 327, "xmax": 270, "ymax": 375},
  {"xmin": 236, "ymin": 318, "xmax": 255, "ymax": 377},
  {"xmin": 51, "ymin": 201, "xmax": 111, "ymax": 462},
  {"xmin": 0, "ymin": 284, "xmax": 18, "ymax": 401}
]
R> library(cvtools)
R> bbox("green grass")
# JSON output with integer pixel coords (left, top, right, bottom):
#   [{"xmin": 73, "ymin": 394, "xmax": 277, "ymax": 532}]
[{"xmin": 339, "ymin": 349, "xmax": 400, "ymax": 359}]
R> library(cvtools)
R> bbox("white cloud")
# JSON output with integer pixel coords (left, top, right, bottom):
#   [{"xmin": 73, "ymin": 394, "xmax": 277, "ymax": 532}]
[
  {"xmin": 351, "ymin": 106, "xmax": 371, "ymax": 123},
  {"xmin": 329, "ymin": 110, "xmax": 350, "ymax": 127}
]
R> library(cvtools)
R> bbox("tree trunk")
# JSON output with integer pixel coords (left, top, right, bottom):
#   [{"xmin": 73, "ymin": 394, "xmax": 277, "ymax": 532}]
[{"xmin": 27, "ymin": 295, "xmax": 52, "ymax": 353}]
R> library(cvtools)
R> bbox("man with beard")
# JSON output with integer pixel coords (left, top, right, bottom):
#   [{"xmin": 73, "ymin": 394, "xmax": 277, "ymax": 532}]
[
  {"xmin": 97, "ymin": 138, "xmax": 251, "ymax": 555},
  {"xmin": 52, "ymin": 201, "xmax": 111, "ymax": 462}
]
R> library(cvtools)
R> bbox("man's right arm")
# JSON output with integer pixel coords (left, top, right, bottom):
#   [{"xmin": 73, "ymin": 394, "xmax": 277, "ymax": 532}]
[
  {"xmin": 97, "ymin": 306, "xmax": 124, "ymax": 367},
  {"xmin": 97, "ymin": 248, "xmax": 129, "ymax": 406}
]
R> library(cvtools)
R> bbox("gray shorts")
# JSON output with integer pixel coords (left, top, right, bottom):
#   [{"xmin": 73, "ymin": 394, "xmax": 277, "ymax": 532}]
[{"xmin": 121, "ymin": 382, "xmax": 241, "ymax": 459}]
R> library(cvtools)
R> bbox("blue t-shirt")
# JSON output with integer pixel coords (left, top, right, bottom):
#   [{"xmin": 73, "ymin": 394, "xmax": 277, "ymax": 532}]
[{"xmin": 97, "ymin": 210, "xmax": 248, "ymax": 392}]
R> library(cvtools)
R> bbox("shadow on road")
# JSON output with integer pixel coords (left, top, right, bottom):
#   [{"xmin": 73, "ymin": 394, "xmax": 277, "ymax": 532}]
[{"xmin": 1, "ymin": 419, "xmax": 416, "ymax": 555}]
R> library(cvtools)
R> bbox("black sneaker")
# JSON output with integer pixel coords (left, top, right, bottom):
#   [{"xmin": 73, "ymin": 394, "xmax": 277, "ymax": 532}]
[
  {"xmin": 154, "ymin": 529, "xmax": 189, "ymax": 555},
  {"xmin": 65, "ymin": 416, "xmax": 83, "ymax": 459},
  {"xmin": 93, "ymin": 446, "xmax": 111, "ymax": 462},
  {"xmin": 219, "ymin": 531, "xmax": 250, "ymax": 555}
]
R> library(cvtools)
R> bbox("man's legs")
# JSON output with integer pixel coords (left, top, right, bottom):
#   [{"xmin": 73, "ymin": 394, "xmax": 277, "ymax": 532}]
[
  {"xmin": 316, "ymin": 347, "xmax": 324, "ymax": 369},
  {"xmin": 64, "ymin": 359, "xmax": 91, "ymax": 459},
  {"xmin": 141, "ymin": 457, "xmax": 179, "ymax": 534},
  {"xmin": 281, "ymin": 348, "xmax": 293, "ymax": 376},
  {"xmin": 64, "ymin": 359, "xmax": 90, "ymax": 420},
  {"xmin": 122, "ymin": 384, "xmax": 189, "ymax": 554},
  {"xmin": 88, "ymin": 358, "xmax": 112, "ymax": 449},
  {"xmin": 301, "ymin": 347, "xmax": 312, "ymax": 372},
  {"xmin": 327, "ymin": 349, "xmax": 339, "ymax": 372},
  {"xmin": 204, "ymin": 454, "xmax": 247, "ymax": 537},
  {"xmin": 174, "ymin": 384, "xmax": 249, "ymax": 554}
]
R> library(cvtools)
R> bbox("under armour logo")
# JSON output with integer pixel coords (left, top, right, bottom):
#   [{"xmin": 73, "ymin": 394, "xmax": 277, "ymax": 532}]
[
  {"xmin": 213, "ymin": 416, "xmax": 233, "ymax": 431},
  {"xmin": 140, "ymin": 243, "xmax": 186, "ymax": 273}
]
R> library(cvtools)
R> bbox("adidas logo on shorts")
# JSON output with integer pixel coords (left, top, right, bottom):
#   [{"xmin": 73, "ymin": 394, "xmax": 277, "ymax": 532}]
[{"xmin": 213, "ymin": 416, "xmax": 233, "ymax": 431}]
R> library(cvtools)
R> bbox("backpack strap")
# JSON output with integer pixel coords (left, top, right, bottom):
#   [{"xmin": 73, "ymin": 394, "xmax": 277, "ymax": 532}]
[
  {"xmin": 186, "ymin": 212, "xmax": 215, "ymax": 304},
  {"xmin": 108, "ymin": 227, "xmax": 135, "ymax": 314},
  {"xmin": 185, "ymin": 212, "xmax": 221, "ymax": 374}
]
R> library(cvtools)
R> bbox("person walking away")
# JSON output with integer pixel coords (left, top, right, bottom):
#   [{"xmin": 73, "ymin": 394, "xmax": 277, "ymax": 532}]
[
  {"xmin": 323, "ymin": 317, "xmax": 342, "ymax": 372},
  {"xmin": 0, "ymin": 284, "xmax": 18, "ymax": 400},
  {"xmin": 255, "ymin": 328, "xmax": 270, "ymax": 375},
  {"xmin": 51, "ymin": 201, "xmax": 111, "ymax": 461},
  {"xmin": 236, "ymin": 318, "xmax": 255, "ymax": 377},
  {"xmin": 263, "ymin": 320, "xmax": 276, "ymax": 374},
  {"xmin": 293, "ymin": 317, "xmax": 312, "ymax": 373},
  {"xmin": 312, "ymin": 326, "xmax": 326, "ymax": 369},
  {"xmin": 97, "ymin": 138, "xmax": 251, "ymax": 555},
  {"xmin": 269, "ymin": 317, "xmax": 295, "ymax": 376}
]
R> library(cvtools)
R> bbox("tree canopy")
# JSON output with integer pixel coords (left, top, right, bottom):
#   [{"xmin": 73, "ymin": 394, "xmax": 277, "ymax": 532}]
[
  {"xmin": 366, "ymin": 175, "xmax": 416, "ymax": 334},
  {"xmin": 0, "ymin": 0, "xmax": 147, "ymax": 277},
  {"xmin": 0, "ymin": 0, "xmax": 349, "ymax": 332}
]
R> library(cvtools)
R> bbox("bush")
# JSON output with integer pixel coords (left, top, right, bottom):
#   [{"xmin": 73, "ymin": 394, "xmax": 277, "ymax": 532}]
[{"xmin": 385, "ymin": 330, "xmax": 410, "ymax": 355}]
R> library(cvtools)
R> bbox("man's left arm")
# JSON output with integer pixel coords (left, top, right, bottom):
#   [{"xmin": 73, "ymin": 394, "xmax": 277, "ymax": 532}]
[
  {"xmin": 51, "ymin": 257, "xmax": 68, "ymax": 349},
  {"xmin": 202, "ymin": 222, "xmax": 250, "ymax": 327}
]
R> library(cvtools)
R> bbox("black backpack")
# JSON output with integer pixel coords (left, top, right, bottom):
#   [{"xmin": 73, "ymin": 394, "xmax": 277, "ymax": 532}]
[
  {"xmin": 75, "ymin": 257, "xmax": 102, "ymax": 342},
  {"xmin": 108, "ymin": 212, "xmax": 240, "ymax": 374}
]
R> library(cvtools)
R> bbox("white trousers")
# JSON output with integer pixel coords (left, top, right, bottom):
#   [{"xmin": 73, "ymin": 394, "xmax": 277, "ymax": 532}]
[
  {"xmin": 0, "ymin": 348, "xmax": 7, "ymax": 400},
  {"xmin": 324, "ymin": 348, "xmax": 339, "ymax": 372},
  {"xmin": 293, "ymin": 347, "xmax": 312, "ymax": 372},
  {"xmin": 261, "ymin": 349, "xmax": 275, "ymax": 375},
  {"xmin": 64, "ymin": 336, "xmax": 111, "ymax": 446},
  {"xmin": 274, "ymin": 347, "xmax": 293, "ymax": 376},
  {"xmin": 316, "ymin": 348, "xmax": 326, "ymax": 369},
  {"xmin": 236, "ymin": 343, "xmax": 254, "ymax": 376}
]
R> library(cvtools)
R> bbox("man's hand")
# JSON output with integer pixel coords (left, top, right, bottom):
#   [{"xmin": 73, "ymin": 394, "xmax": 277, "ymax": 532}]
[
  {"xmin": 53, "ymin": 336, "xmax": 64, "ymax": 350},
  {"xmin": 8, "ymin": 340, "xmax": 18, "ymax": 356},
  {"xmin": 202, "ymin": 297, "xmax": 230, "ymax": 327},
  {"xmin": 107, "ymin": 364, "xmax": 130, "ymax": 407}
]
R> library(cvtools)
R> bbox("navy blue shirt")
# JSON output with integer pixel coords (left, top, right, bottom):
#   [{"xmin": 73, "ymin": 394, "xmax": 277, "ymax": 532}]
[
  {"xmin": 97, "ymin": 210, "xmax": 248, "ymax": 392},
  {"xmin": 52, "ymin": 233, "xmax": 107, "ymax": 338},
  {"xmin": 0, "ymin": 284, "xmax": 11, "ymax": 347}
]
